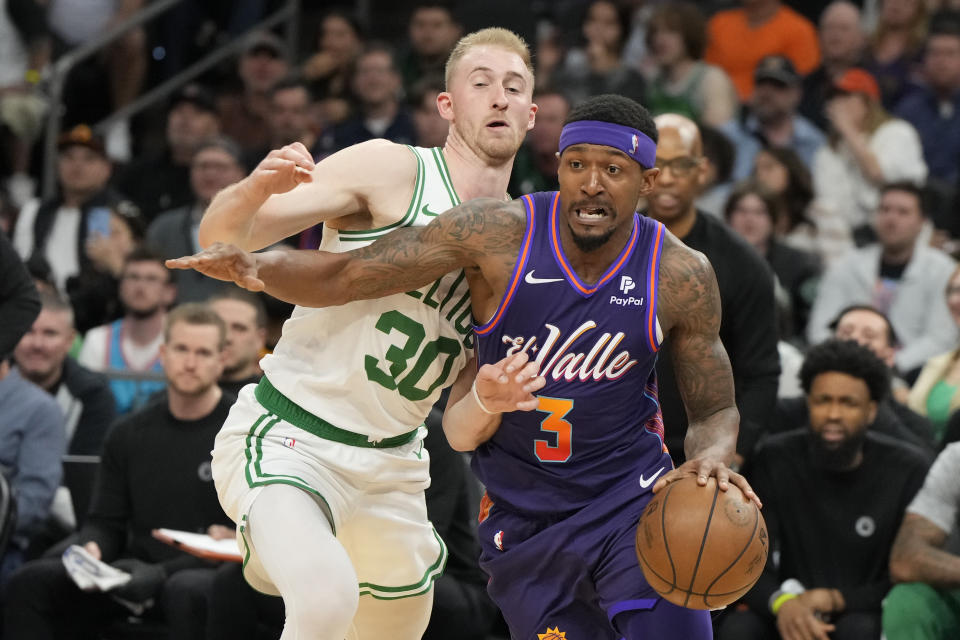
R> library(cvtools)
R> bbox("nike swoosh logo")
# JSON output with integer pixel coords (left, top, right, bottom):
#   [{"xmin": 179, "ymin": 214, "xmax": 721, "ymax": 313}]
[
  {"xmin": 524, "ymin": 270, "xmax": 564, "ymax": 285},
  {"xmin": 638, "ymin": 467, "xmax": 665, "ymax": 488},
  {"xmin": 421, "ymin": 204, "xmax": 443, "ymax": 217}
]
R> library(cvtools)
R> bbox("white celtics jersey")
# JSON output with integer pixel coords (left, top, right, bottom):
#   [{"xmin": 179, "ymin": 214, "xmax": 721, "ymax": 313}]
[{"xmin": 260, "ymin": 146, "xmax": 472, "ymax": 441}]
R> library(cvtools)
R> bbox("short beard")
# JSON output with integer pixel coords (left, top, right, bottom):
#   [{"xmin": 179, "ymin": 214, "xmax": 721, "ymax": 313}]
[
  {"xmin": 809, "ymin": 430, "xmax": 866, "ymax": 470},
  {"xmin": 568, "ymin": 224, "xmax": 615, "ymax": 253}
]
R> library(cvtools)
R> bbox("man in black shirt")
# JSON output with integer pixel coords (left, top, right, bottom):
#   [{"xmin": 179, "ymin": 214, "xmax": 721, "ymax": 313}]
[
  {"xmin": 645, "ymin": 113, "xmax": 780, "ymax": 465},
  {"xmin": 3, "ymin": 303, "xmax": 235, "ymax": 640},
  {"xmin": 718, "ymin": 339, "xmax": 930, "ymax": 640},
  {"xmin": 209, "ymin": 288, "xmax": 265, "ymax": 397}
]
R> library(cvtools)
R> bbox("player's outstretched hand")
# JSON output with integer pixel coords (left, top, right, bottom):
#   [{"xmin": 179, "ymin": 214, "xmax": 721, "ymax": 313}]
[
  {"xmin": 248, "ymin": 142, "xmax": 315, "ymax": 198},
  {"xmin": 652, "ymin": 457, "xmax": 762, "ymax": 510},
  {"xmin": 474, "ymin": 351, "xmax": 546, "ymax": 413},
  {"xmin": 165, "ymin": 242, "xmax": 265, "ymax": 291}
]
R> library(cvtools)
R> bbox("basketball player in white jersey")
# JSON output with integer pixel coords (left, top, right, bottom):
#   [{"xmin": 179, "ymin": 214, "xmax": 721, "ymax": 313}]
[{"xmin": 193, "ymin": 29, "xmax": 537, "ymax": 640}]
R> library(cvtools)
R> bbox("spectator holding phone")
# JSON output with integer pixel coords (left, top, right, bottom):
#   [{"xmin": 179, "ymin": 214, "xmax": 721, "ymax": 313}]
[{"xmin": 11, "ymin": 125, "xmax": 121, "ymax": 293}]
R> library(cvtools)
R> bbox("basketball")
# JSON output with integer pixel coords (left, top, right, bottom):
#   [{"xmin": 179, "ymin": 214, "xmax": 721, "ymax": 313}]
[{"xmin": 635, "ymin": 475, "xmax": 768, "ymax": 610}]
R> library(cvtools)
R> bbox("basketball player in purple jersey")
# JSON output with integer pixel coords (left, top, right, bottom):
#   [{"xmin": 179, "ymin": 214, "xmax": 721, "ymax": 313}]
[{"xmin": 169, "ymin": 94, "xmax": 761, "ymax": 639}]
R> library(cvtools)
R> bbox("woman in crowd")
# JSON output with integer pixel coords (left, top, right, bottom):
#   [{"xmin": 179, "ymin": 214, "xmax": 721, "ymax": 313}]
[
  {"xmin": 302, "ymin": 10, "xmax": 365, "ymax": 127},
  {"xmin": 753, "ymin": 146, "xmax": 853, "ymax": 265},
  {"xmin": 812, "ymin": 67, "xmax": 927, "ymax": 243},
  {"xmin": 643, "ymin": 2, "xmax": 738, "ymax": 127},
  {"xmin": 864, "ymin": 0, "xmax": 928, "ymax": 108},
  {"xmin": 724, "ymin": 181, "xmax": 821, "ymax": 342}
]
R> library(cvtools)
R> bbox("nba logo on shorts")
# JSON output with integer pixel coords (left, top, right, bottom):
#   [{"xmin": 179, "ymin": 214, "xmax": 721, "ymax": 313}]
[
  {"xmin": 281, "ymin": 437, "xmax": 296, "ymax": 449},
  {"xmin": 494, "ymin": 530, "xmax": 504, "ymax": 551},
  {"xmin": 620, "ymin": 275, "xmax": 636, "ymax": 295}
]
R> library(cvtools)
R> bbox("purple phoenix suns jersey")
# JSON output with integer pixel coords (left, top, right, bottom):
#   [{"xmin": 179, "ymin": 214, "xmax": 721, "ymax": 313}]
[{"xmin": 473, "ymin": 191, "xmax": 669, "ymax": 516}]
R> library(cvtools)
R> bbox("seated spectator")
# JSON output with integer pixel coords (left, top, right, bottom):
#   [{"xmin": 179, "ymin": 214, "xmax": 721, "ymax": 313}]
[
  {"xmin": 808, "ymin": 182, "xmax": 956, "ymax": 375},
  {"xmin": 146, "ymin": 137, "xmax": 246, "ymax": 302},
  {"xmin": 398, "ymin": 1, "xmax": 462, "ymax": 96},
  {"xmin": 721, "ymin": 56, "xmax": 825, "ymax": 181},
  {"xmin": 894, "ymin": 11, "xmax": 960, "ymax": 237},
  {"xmin": 693, "ymin": 123, "xmax": 736, "ymax": 218},
  {"xmin": 12, "ymin": 125, "xmax": 117, "ymax": 293},
  {"xmin": 704, "ymin": 0, "xmax": 820, "ymax": 102},
  {"xmin": 209, "ymin": 289, "xmax": 266, "ymax": 397},
  {"xmin": 550, "ymin": 0, "xmax": 646, "ymax": 107},
  {"xmin": 0, "ymin": 230, "xmax": 40, "ymax": 363},
  {"xmin": 776, "ymin": 304, "xmax": 937, "ymax": 452},
  {"xmin": 411, "ymin": 73, "xmax": 448, "ymax": 149},
  {"xmin": 883, "ymin": 442, "xmax": 960, "ymax": 639},
  {"xmin": 217, "ymin": 32, "xmax": 290, "ymax": 157},
  {"xmin": 0, "ymin": 353, "xmax": 65, "ymax": 585},
  {"xmin": 246, "ymin": 79, "xmax": 318, "ymax": 169},
  {"xmin": 314, "ymin": 43, "xmax": 416, "ymax": 156},
  {"xmin": 723, "ymin": 180, "xmax": 821, "ymax": 342},
  {"xmin": 115, "ymin": 84, "xmax": 221, "ymax": 224},
  {"xmin": 2, "ymin": 303, "xmax": 236, "ymax": 640},
  {"xmin": 863, "ymin": 0, "xmax": 929, "ymax": 109},
  {"xmin": 907, "ymin": 265, "xmax": 960, "ymax": 443},
  {"xmin": 800, "ymin": 1, "xmax": 868, "ymax": 131},
  {"xmin": 78, "ymin": 248, "xmax": 176, "ymax": 415},
  {"xmin": 67, "ymin": 199, "xmax": 144, "ymax": 334},
  {"xmin": 302, "ymin": 9, "xmax": 365, "ymax": 128},
  {"xmin": 752, "ymin": 146, "xmax": 853, "ymax": 267},
  {"xmin": 717, "ymin": 339, "xmax": 931, "ymax": 640},
  {"xmin": 508, "ymin": 88, "xmax": 568, "ymax": 195},
  {"xmin": 644, "ymin": 2, "xmax": 738, "ymax": 127},
  {"xmin": 813, "ymin": 68, "xmax": 927, "ymax": 240}
]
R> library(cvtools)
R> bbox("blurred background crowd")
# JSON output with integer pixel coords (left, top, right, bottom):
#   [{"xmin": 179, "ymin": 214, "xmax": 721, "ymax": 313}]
[{"xmin": 3, "ymin": 0, "xmax": 960, "ymax": 639}]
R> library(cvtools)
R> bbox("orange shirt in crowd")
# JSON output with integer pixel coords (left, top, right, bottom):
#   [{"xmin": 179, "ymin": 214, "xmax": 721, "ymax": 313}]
[{"xmin": 705, "ymin": 5, "xmax": 821, "ymax": 101}]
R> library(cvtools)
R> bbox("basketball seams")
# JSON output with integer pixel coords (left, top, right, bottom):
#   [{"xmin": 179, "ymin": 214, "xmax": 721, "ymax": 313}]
[
  {"xmin": 682, "ymin": 484, "xmax": 720, "ymax": 607},
  {"xmin": 700, "ymin": 501, "xmax": 761, "ymax": 608}
]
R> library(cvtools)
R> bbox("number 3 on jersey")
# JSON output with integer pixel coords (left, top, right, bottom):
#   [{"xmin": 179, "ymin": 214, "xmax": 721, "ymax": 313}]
[{"xmin": 534, "ymin": 397, "xmax": 574, "ymax": 463}]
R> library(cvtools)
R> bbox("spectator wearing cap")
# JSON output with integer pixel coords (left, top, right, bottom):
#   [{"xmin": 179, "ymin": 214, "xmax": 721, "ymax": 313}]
[
  {"xmin": 800, "ymin": 1, "xmax": 868, "ymax": 131},
  {"xmin": 894, "ymin": 11, "xmax": 960, "ymax": 232},
  {"xmin": 11, "ymin": 124, "xmax": 120, "ymax": 293},
  {"xmin": 812, "ymin": 67, "xmax": 927, "ymax": 240},
  {"xmin": 721, "ymin": 55, "xmax": 826, "ymax": 181},
  {"xmin": 217, "ymin": 32, "xmax": 290, "ymax": 157},
  {"xmin": 315, "ymin": 43, "xmax": 416, "ymax": 156},
  {"xmin": 704, "ymin": 0, "xmax": 820, "ymax": 102},
  {"xmin": 146, "ymin": 137, "xmax": 247, "ymax": 303},
  {"xmin": 115, "ymin": 83, "xmax": 221, "ymax": 225}
]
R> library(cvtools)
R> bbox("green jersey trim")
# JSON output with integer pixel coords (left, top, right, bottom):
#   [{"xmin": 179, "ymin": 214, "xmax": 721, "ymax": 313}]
[
  {"xmin": 357, "ymin": 527, "xmax": 448, "ymax": 600},
  {"xmin": 254, "ymin": 377, "xmax": 422, "ymax": 448},
  {"xmin": 339, "ymin": 145, "xmax": 425, "ymax": 241}
]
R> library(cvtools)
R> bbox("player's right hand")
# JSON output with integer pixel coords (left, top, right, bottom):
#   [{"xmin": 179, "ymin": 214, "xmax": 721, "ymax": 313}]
[
  {"xmin": 165, "ymin": 242, "xmax": 265, "ymax": 291},
  {"xmin": 474, "ymin": 351, "xmax": 546, "ymax": 413},
  {"xmin": 248, "ymin": 142, "xmax": 316, "ymax": 198}
]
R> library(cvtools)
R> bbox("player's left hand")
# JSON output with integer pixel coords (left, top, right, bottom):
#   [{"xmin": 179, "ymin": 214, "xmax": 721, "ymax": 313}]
[
  {"xmin": 653, "ymin": 457, "xmax": 762, "ymax": 510},
  {"xmin": 165, "ymin": 242, "xmax": 265, "ymax": 291}
]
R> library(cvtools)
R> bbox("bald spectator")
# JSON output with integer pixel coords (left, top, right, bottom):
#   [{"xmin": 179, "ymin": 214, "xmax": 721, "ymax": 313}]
[
  {"xmin": 116, "ymin": 84, "xmax": 221, "ymax": 224},
  {"xmin": 399, "ymin": 1, "xmax": 462, "ymax": 93},
  {"xmin": 800, "ymin": 1, "xmax": 868, "ymax": 130},
  {"xmin": 705, "ymin": 0, "xmax": 820, "ymax": 102},
  {"xmin": 217, "ymin": 32, "xmax": 290, "ymax": 156}
]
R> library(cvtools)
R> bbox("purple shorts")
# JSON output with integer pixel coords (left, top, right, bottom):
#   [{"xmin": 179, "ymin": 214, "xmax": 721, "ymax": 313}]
[{"xmin": 477, "ymin": 456, "xmax": 712, "ymax": 639}]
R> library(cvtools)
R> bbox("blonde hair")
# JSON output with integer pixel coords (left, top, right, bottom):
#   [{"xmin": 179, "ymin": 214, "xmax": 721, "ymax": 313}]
[{"xmin": 444, "ymin": 27, "xmax": 533, "ymax": 90}]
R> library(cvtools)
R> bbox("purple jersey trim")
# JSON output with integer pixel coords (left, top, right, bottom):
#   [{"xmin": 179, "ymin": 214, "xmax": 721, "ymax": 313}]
[
  {"xmin": 608, "ymin": 598, "xmax": 659, "ymax": 620},
  {"xmin": 646, "ymin": 221, "xmax": 665, "ymax": 352}
]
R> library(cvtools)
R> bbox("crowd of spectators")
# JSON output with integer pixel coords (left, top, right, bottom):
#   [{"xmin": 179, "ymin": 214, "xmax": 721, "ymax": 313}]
[{"xmin": 3, "ymin": 0, "xmax": 960, "ymax": 639}]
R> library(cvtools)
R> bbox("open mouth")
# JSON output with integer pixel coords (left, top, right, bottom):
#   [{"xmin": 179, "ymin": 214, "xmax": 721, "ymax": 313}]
[
  {"xmin": 575, "ymin": 206, "xmax": 608, "ymax": 221},
  {"xmin": 486, "ymin": 120, "xmax": 508, "ymax": 129}
]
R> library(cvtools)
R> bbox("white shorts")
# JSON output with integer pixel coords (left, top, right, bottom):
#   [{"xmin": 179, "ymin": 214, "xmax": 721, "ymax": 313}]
[{"xmin": 212, "ymin": 381, "xmax": 446, "ymax": 599}]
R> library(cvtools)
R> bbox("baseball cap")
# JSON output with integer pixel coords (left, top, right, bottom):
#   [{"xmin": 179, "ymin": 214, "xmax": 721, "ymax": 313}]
[
  {"xmin": 754, "ymin": 55, "xmax": 800, "ymax": 86},
  {"xmin": 57, "ymin": 124, "xmax": 106, "ymax": 157},
  {"xmin": 832, "ymin": 68, "xmax": 880, "ymax": 101},
  {"xmin": 170, "ymin": 83, "xmax": 217, "ymax": 114},
  {"xmin": 245, "ymin": 31, "xmax": 287, "ymax": 59}
]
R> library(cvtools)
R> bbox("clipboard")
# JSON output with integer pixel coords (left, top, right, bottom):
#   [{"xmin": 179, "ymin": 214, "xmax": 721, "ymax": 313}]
[{"xmin": 152, "ymin": 528, "xmax": 243, "ymax": 562}]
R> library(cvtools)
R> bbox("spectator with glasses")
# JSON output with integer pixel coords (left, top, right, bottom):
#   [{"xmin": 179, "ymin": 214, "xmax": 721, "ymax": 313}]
[{"xmin": 645, "ymin": 113, "xmax": 780, "ymax": 467}]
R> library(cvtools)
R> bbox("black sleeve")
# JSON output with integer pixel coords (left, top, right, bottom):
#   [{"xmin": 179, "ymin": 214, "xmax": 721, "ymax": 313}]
[
  {"xmin": 723, "ymin": 257, "xmax": 780, "ymax": 459},
  {"xmin": 78, "ymin": 419, "xmax": 132, "ymax": 561},
  {"xmin": 69, "ymin": 372, "xmax": 117, "ymax": 456},
  {"xmin": 6, "ymin": 0, "xmax": 48, "ymax": 43},
  {"xmin": 0, "ymin": 232, "xmax": 41, "ymax": 360},
  {"xmin": 741, "ymin": 449, "xmax": 781, "ymax": 617}
]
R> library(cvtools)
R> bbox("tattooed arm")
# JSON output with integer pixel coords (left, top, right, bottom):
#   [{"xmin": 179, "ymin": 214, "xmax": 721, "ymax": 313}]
[
  {"xmin": 889, "ymin": 513, "xmax": 960, "ymax": 588},
  {"xmin": 167, "ymin": 197, "xmax": 527, "ymax": 308},
  {"xmin": 651, "ymin": 234, "xmax": 759, "ymax": 506}
]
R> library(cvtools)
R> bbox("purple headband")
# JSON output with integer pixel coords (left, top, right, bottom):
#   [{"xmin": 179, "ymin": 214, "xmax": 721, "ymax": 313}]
[{"xmin": 558, "ymin": 120, "xmax": 656, "ymax": 168}]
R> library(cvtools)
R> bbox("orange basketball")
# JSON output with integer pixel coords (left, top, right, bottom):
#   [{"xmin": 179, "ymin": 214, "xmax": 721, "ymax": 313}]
[{"xmin": 635, "ymin": 475, "xmax": 768, "ymax": 610}]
